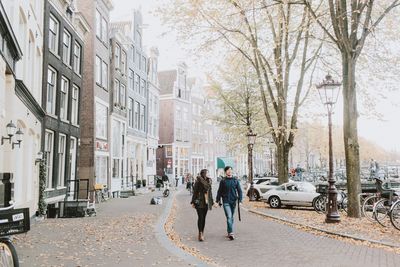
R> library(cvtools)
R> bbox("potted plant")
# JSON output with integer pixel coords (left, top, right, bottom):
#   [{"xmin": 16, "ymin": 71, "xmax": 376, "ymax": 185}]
[{"xmin": 142, "ymin": 179, "xmax": 147, "ymax": 187}]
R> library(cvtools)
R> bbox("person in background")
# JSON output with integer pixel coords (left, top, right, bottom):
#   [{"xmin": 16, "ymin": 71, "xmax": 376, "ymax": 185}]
[
  {"xmin": 191, "ymin": 169, "xmax": 214, "ymax": 241},
  {"xmin": 216, "ymin": 166, "xmax": 243, "ymax": 241}
]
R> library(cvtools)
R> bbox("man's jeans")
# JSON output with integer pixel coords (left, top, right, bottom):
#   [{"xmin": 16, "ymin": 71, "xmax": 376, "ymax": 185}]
[{"xmin": 223, "ymin": 202, "xmax": 236, "ymax": 234}]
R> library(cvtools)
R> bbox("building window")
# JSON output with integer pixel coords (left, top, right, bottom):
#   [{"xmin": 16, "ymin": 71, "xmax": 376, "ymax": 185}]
[
  {"xmin": 102, "ymin": 61, "xmax": 108, "ymax": 90},
  {"xmin": 128, "ymin": 98, "xmax": 134, "ymax": 127},
  {"xmin": 62, "ymin": 30, "xmax": 71, "ymax": 65},
  {"xmin": 101, "ymin": 17, "xmax": 108, "ymax": 42},
  {"xmin": 46, "ymin": 66, "xmax": 57, "ymax": 115},
  {"xmin": 71, "ymin": 85, "xmax": 79, "ymax": 125},
  {"xmin": 129, "ymin": 69, "xmax": 134, "ymax": 90},
  {"xmin": 96, "ymin": 102, "xmax": 108, "ymax": 139},
  {"xmin": 141, "ymin": 78, "xmax": 146, "ymax": 96},
  {"xmin": 114, "ymin": 79, "xmax": 120, "ymax": 106},
  {"xmin": 58, "ymin": 134, "xmax": 66, "ymax": 187},
  {"xmin": 134, "ymin": 101, "xmax": 139, "ymax": 129},
  {"xmin": 134, "ymin": 74, "xmax": 139, "ymax": 92},
  {"xmin": 73, "ymin": 42, "xmax": 81, "ymax": 74},
  {"xmin": 60, "ymin": 77, "xmax": 69, "ymax": 121},
  {"xmin": 140, "ymin": 104, "xmax": 145, "ymax": 131},
  {"xmin": 49, "ymin": 15, "xmax": 59, "ymax": 54},
  {"xmin": 115, "ymin": 44, "xmax": 120, "ymax": 69},
  {"xmin": 44, "ymin": 130, "xmax": 54, "ymax": 188},
  {"xmin": 95, "ymin": 156, "xmax": 108, "ymax": 185},
  {"xmin": 95, "ymin": 9, "xmax": 101, "ymax": 38},
  {"xmin": 130, "ymin": 45, "xmax": 135, "ymax": 62},
  {"xmin": 95, "ymin": 56, "xmax": 101, "ymax": 85},
  {"xmin": 121, "ymin": 51, "xmax": 126, "ymax": 74},
  {"xmin": 120, "ymin": 84, "xmax": 126, "ymax": 107},
  {"xmin": 142, "ymin": 56, "xmax": 146, "ymax": 72},
  {"xmin": 166, "ymin": 146, "xmax": 172, "ymax": 157},
  {"xmin": 136, "ymin": 51, "xmax": 140, "ymax": 68},
  {"xmin": 96, "ymin": 55, "xmax": 108, "ymax": 89}
]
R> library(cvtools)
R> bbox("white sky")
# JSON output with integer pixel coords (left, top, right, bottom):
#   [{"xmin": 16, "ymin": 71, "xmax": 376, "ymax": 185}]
[{"xmin": 111, "ymin": 0, "xmax": 400, "ymax": 152}]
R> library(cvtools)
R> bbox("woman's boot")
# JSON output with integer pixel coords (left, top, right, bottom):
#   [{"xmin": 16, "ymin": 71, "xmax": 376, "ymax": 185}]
[
  {"xmin": 199, "ymin": 232, "xmax": 204, "ymax": 241},
  {"xmin": 198, "ymin": 232, "xmax": 202, "ymax": 241}
]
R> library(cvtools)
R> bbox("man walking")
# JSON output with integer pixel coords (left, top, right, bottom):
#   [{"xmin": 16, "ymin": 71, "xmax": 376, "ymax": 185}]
[{"xmin": 216, "ymin": 166, "xmax": 243, "ymax": 240}]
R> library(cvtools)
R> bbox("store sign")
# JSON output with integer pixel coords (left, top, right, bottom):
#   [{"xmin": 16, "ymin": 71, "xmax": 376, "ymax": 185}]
[{"xmin": 96, "ymin": 141, "xmax": 108, "ymax": 151}]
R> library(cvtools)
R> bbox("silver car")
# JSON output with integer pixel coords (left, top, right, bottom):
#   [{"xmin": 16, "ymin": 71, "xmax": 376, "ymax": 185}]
[{"xmin": 261, "ymin": 182, "xmax": 320, "ymax": 208}]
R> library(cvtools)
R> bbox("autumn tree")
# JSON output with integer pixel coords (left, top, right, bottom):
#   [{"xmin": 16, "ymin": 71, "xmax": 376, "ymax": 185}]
[
  {"xmin": 304, "ymin": 0, "xmax": 400, "ymax": 217},
  {"xmin": 159, "ymin": 0, "xmax": 321, "ymax": 184}
]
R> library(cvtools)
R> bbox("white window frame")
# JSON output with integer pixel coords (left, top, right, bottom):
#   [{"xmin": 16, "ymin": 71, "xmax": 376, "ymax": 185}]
[
  {"xmin": 60, "ymin": 76, "xmax": 69, "ymax": 121},
  {"xmin": 96, "ymin": 101, "xmax": 108, "ymax": 140},
  {"xmin": 95, "ymin": 9, "xmax": 101, "ymax": 38},
  {"xmin": 95, "ymin": 55, "xmax": 101, "ymax": 85},
  {"xmin": 62, "ymin": 30, "xmax": 71, "ymax": 65},
  {"xmin": 101, "ymin": 17, "xmax": 108, "ymax": 43},
  {"xmin": 120, "ymin": 84, "xmax": 126, "ymax": 107},
  {"xmin": 58, "ymin": 134, "xmax": 67, "ymax": 187},
  {"xmin": 129, "ymin": 69, "xmax": 134, "ymax": 90},
  {"xmin": 121, "ymin": 51, "xmax": 126, "ymax": 74},
  {"xmin": 140, "ymin": 104, "xmax": 145, "ymax": 131},
  {"xmin": 73, "ymin": 41, "xmax": 81, "ymax": 74},
  {"xmin": 102, "ymin": 60, "xmax": 108, "ymax": 90},
  {"xmin": 71, "ymin": 85, "xmax": 79, "ymax": 125},
  {"xmin": 49, "ymin": 15, "xmax": 59, "ymax": 54},
  {"xmin": 115, "ymin": 44, "xmax": 120, "ymax": 69},
  {"xmin": 134, "ymin": 101, "xmax": 139, "ymax": 129},
  {"xmin": 47, "ymin": 66, "xmax": 57, "ymax": 115},
  {"xmin": 114, "ymin": 79, "xmax": 120, "ymax": 106},
  {"xmin": 45, "ymin": 130, "xmax": 54, "ymax": 189}
]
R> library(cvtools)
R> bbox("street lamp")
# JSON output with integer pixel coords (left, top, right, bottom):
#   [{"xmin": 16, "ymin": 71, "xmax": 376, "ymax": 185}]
[
  {"xmin": 316, "ymin": 73, "xmax": 341, "ymax": 223},
  {"xmin": 247, "ymin": 130, "xmax": 257, "ymax": 201},
  {"xmin": 1, "ymin": 121, "xmax": 17, "ymax": 145}
]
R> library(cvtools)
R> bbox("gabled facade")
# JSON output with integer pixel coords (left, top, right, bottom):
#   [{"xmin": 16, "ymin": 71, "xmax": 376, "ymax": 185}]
[{"xmin": 41, "ymin": 0, "xmax": 88, "ymax": 205}]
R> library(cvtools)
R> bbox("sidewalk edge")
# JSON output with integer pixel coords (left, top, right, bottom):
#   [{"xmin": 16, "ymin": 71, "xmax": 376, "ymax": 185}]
[
  {"xmin": 245, "ymin": 207, "xmax": 400, "ymax": 249},
  {"xmin": 154, "ymin": 189, "xmax": 211, "ymax": 267}
]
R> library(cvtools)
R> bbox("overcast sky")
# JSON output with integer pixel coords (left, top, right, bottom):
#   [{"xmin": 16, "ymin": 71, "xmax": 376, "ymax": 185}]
[{"xmin": 110, "ymin": 0, "xmax": 400, "ymax": 153}]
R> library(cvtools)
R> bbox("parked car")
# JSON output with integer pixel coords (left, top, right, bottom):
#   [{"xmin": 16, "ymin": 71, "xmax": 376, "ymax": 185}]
[
  {"xmin": 261, "ymin": 182, "xmax": 320, "ymax": 208},
  {"xmin": 246, "ymin": 177, "xmax": 279, "ymax": 200}
]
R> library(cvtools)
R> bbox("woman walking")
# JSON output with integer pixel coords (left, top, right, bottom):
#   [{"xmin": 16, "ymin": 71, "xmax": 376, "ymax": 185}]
[{"xmin": 191, "ymin": 169, "xmax": 214, "ymax": 241}]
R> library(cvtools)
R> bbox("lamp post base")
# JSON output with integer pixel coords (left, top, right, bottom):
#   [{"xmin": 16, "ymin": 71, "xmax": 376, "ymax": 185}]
[{"xmin": 248, "ymin": 183, "xmax": 256, "ymax": 202}]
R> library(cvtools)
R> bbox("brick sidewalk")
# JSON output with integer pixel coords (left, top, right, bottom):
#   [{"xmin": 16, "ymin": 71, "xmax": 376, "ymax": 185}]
[
  {"xmin": 173, "ymin": 187, "xmax": 400, "ymax": 267},
  {"xmin": 14, "ymin": 191, "xmax": 190, "ymax": 267}
]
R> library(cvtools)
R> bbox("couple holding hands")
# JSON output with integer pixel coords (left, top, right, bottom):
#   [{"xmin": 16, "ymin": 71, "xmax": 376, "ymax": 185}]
[{"xmin": 191, "ymin": 166, "xmax": 243, "ymax": 241}]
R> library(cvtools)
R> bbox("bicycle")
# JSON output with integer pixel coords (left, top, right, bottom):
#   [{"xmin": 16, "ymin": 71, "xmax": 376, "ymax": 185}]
[
  {"xmin": 0, "ymin": 202, "xmax": 30, "ymax": 267},
  {"xmin": 163, "ymin": 182, "xmax": 170, "ymax": 197},
  {"xmin": 313, "ymin": 190, "xmax": 347, "ymax": 214},
  {"xmin": 94, "ymin": 184, "xmax": 109, "ymax": 203},
  {"xmin": 389, "ymin": 198, "xmax": 400, "ymax": 230},
  {"xmin": 370, "ymin": 178, "xmax": 399, "ymax": 227}
]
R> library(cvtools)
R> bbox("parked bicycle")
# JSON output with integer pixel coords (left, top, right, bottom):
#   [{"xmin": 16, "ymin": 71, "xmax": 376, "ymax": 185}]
[
  {"xmin": 94, "ymin": 184, "xmax": 109, "ymax": 203},
  {"xmin": 313, "ymin": 187, "xmax": 347, "ymax": 214},
  {"xmin": 163, "ymin": 181, "xmax": 170, "ymax": 197},
  {"xmin": 361, "ymin": 178, "xmax": 389, "ymax": 222},
  {"xmin": 0, "ymin": 202, "xmax": 30, "ymax": 267}
]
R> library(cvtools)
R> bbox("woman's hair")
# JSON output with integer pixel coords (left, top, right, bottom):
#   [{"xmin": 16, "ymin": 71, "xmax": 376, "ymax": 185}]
[{"xmin": 200, "ymin": 169, "xmax": 208, "ymax": 178}]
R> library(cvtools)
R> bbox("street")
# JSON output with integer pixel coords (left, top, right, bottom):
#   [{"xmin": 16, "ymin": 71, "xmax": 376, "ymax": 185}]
[
  {"xmin": 12, "ymin": 186, "xmax": 400, "ymax": 267},
  {"xmin": 173, "ymin": 185, "xmax": 400, "ymax": 267}
]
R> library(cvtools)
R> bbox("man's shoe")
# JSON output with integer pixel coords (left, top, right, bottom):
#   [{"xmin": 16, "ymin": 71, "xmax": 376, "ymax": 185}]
[{"xmin": 228, "ymin": 233, "xmax": 235, "ymax": 240}]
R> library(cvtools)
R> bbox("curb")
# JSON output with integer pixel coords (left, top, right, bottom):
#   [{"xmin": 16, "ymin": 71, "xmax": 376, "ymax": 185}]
[
  {"xmin": 245, "ymin": 207, "xmax": 400, "ymax": 249},
  {"xmin": 154, "ymin": 188, "xmax": 210, "ymax": 267}
]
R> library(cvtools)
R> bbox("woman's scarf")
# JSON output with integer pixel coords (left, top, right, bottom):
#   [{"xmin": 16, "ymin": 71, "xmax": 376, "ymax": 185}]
[{"xmin": 197, "ymin": 176, "xmax": 213, "ymax": 210}]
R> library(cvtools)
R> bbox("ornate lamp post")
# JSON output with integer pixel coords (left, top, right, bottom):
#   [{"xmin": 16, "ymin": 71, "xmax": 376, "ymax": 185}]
[
  {"xmin": 316, "ymin": 74, "xmax": 341, "ymax": 223},
  {"xmin": 247, "ymin": 130, "xmax": 257, "ymax": 201}
]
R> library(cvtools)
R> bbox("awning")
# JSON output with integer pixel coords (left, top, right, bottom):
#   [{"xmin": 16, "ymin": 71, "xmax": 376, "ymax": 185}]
[{"xmin": 217, "ymin": 157, "xmax": 236, "ymax": 169}]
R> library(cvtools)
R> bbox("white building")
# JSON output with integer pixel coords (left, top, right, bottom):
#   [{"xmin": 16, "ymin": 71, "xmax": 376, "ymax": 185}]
[
  {"xmin": 0, "ymin": 0, "xmax": 44, "ymax": 216},
  {"xmin": 146, "ymin": 47, "xmax": 160, "ymax": 185}
]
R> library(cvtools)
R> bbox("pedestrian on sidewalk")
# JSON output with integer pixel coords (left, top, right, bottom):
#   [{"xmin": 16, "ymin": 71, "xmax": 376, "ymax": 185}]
[
  {"xmin": 216, "ymin": 166, "xmax": 243, "ymax": 241},
  {"xmin": 191, "ymin": 169, "xmax": 214, "ymax": 242}
]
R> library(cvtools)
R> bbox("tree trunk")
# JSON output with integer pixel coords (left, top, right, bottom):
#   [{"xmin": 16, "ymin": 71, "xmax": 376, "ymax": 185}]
[
  {"xmin": 277, "ymin": 142, "xmax": 290, "ymax": 184},
  {"xmin": 342, "ymin": 54, "xmax": 362, "ymax": 218}
]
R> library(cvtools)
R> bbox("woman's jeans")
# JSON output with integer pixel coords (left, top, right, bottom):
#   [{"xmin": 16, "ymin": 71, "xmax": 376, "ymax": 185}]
[
  {"xmin": 196, "ymin": 207, "xmax": 208, "ymax": 232},
  {"xmin": 223, "ymin": 202, "xmax": 236, "ymax": 234}
]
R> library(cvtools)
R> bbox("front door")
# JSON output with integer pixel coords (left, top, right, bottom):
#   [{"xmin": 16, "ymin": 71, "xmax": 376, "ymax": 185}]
[{"xmin": 68, "ymin": 137, "xmax": 77, "ymax": 200}]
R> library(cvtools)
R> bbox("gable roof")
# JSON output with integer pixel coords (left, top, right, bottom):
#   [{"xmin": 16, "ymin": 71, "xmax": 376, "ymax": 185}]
[{"xmin": 158, "ymin": 70, "xmax": 177, "ymax": 95}]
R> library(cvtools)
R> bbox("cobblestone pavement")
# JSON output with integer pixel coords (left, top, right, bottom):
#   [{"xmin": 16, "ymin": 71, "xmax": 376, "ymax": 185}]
[
  {"xmin": 14, "ymin": 190, "xmax": 190, "ymax": 267},
  {"xmin": 174, "ymin": 184, "xmax": 400, "ymax": 267}
]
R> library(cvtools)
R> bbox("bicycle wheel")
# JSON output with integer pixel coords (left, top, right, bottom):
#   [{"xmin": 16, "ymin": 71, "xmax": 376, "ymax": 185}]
[
  {"xmin": 390, "ymin": 201, "xmax": 400, "ymax": 230},
  {"xmin": 0, "ymin": 239, "xmax": 19, "ymax": 267},
  {"xmin": 341, "ymin": 196, "xmax": 348, "ymax": 213},
  {"xmin": 362, "ymin": 195, "xmax": 379, "ymax": 222},
  {"xmin": 374, "ymin": 199, "xmax": 391, "ymax": 227}
]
